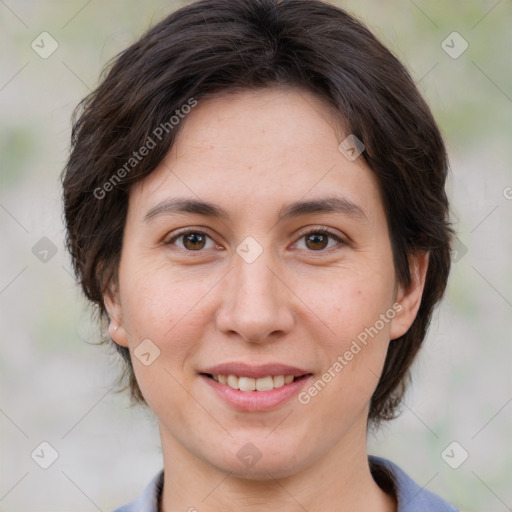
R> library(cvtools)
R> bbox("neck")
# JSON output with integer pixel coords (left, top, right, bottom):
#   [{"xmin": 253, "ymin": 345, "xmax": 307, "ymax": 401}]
[{"xmin": 158, "ymin": 421, "xmax": 396, "ymax": 512}]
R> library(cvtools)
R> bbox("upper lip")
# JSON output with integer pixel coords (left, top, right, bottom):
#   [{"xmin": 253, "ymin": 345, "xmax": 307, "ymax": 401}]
[{"xmin": 200, "ymin": 362, "xmax": 311, "ymax": 379}]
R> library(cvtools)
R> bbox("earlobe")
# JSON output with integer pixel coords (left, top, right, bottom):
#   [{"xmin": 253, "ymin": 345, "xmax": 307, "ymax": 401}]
[
  {"xmin": 104, "ymin": 280, "xmax": 129, "ymax": 348},
  {"xmin": 389, "ymin": 251, "xmax": 430, "ymax": 340}
]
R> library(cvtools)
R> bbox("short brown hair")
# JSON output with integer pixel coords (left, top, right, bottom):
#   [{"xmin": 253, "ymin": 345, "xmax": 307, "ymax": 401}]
[{"xmin": 61, "ymin": 0, "xmax": 453, "ymax": 425}]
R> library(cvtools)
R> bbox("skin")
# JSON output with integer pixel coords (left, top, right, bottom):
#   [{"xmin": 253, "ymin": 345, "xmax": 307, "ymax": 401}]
[{"xmin": 105, "ymin": 86, "xmax": 429, "ymax": 512}]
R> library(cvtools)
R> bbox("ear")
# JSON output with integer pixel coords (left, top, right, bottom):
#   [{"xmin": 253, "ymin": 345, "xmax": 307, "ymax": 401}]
[
  {"xmin": 103, "ymin": 278, "xmax": 129, "ymax": 348},
  {"xmin": 389, "ymin": 251, "xmax": 430, "ymax": 340}
]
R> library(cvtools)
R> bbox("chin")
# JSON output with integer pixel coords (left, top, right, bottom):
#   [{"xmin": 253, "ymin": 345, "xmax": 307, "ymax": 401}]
[
  {"xmin": 202, "ymin": 438, "xmax": 312, "ymax": 481},
  {"xmin": 221, "ymin": 456, "xmax": 306, "ymax": 481}
]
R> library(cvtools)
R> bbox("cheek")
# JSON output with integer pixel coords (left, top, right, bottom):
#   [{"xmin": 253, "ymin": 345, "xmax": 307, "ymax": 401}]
[
  {"xmin": 118, "ymin": 260, "xmax": 217, "ymax": 397},
  {"xmin": 304, "ymin": 270, "xmax": 395, "ymax": 392},
  {"xmin": 309, "ymin": 266, "xmax": 395, "ymax": 340},
  {"xmin": 121, "ymin": 264, "xmax": 211, "ymax": 419},
  {"xmin": 120, "ymin": 257, "xmax": 213, "ymax": 338}
]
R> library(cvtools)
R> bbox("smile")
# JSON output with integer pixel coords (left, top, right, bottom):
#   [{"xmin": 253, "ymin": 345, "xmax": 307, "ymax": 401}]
[{"xmin": 199, "ymin": 363, "xmax": 313, "ymax": 411}]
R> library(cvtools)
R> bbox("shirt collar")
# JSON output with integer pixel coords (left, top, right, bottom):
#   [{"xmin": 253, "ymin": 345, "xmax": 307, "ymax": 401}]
[
  {"xmin": 117, "ymin": 456, "xmax": 458, "ymax": 511},
  {"xmin": 369, "ymin": 455, "xmax": 458, "ymax": 511}
]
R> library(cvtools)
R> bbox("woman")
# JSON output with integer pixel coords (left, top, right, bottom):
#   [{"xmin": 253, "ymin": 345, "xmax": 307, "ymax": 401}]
[{"xmin": 61, "ymin": 0, "xmax": 457, "ymax": 510}]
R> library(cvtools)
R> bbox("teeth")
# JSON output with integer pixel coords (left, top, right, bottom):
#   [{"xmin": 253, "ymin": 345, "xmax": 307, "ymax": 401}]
[
  {"xmin": 227, "ymin": 375, "xmax": 239, "ymax": 389},
  {"xmin": 273, "ymin": 375, "xmax": 284, "ymax": 388},
  {"xmin": 238, "ymin": 377, "xmax": 256, "ymax": 391},
  {"xmin": 212, "ymin": 374, "xmax": 298, "ymax": 391},
  {"xmin": 256, "ymin": 376, "xmax": 274, "ymax": 391}
]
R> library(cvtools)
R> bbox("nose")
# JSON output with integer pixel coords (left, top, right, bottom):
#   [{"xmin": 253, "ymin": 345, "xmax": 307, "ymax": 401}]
[{"xmin": 215, "ymin": 248, "xmax": 295, "ymax": 345}]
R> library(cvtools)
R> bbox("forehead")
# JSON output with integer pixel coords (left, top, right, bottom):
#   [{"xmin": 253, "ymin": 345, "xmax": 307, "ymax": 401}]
[
  {"xmin": 130, "ymin": 87, "xmax": 382, "ymax": 225},
  {"xmin": 170, "ymin": 86, "xmax": 345, "ymax": 169}
]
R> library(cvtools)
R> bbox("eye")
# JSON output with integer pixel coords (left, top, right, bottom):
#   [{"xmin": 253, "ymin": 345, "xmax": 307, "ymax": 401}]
[
  {"xmin": 293, "ymin": 228, "xmax": 346, "ymax": 252},
  {"xmin": 164, "ymin": 227, "xmax": 347, "ymax": 253},
  {"xmin": 164, "ymin": 229, "xmax": 218, "ymax": 251}
]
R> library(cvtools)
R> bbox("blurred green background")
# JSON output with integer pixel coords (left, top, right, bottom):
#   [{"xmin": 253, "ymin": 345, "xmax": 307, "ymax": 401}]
[{"xmin": 1, "ymin": 1, "xmax": 511, "ymax": 510}]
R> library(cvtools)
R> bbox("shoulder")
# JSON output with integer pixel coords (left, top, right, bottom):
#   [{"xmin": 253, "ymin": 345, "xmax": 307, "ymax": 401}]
[
  {"xmin": 110, "ymin": 470, "xmax": 164, "ymax": 512},
  {"xmin": 369, "ymin": 455, "xmax": 460, "ymax": 511}
]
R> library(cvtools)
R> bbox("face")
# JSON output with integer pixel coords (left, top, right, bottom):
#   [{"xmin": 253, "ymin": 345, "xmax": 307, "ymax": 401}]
[{"xmin": 105, "ymin": 87, "xmax": 427, "ymax": 479}]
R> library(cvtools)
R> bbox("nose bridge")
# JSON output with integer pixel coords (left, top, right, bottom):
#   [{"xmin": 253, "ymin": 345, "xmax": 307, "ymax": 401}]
[
  {"xmin": 216, "ymin": 242, "xmax": 293, "ymax": 343},
  {"xmin": 236, "ymin": 251, "xmax": 278, "ymax": 308}
]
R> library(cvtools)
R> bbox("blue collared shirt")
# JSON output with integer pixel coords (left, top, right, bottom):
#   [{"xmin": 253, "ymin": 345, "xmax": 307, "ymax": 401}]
[{"xmin": 112, "ymin": 455, "xmax": 459, "ymax": 511}]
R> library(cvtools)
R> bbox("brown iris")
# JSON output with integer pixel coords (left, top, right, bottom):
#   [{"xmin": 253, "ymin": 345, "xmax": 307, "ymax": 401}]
[
  {"xmin": 181, "ymin": 232, "xmax": 207, "ymax": 250},
  {"xmin": 304, "ymin": 232, "xmax": 329, "ymax": 251}
]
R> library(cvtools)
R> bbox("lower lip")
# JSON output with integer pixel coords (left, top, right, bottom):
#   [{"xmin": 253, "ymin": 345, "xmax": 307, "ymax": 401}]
[{"xmin": 200, "ymin": 374, "xmax": 312, "ymax": 412}]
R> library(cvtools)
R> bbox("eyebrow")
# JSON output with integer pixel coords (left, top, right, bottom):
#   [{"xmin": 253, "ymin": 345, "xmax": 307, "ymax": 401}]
[{"xmin": 143, "ymin": 196, "xmax": 368, "ymax": 223}]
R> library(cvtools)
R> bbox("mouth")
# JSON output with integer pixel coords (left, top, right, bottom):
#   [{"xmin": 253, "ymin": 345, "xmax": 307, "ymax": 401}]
[{"xmin": 199, "ymin": 363, "xmax": 313, "ymax": 411}]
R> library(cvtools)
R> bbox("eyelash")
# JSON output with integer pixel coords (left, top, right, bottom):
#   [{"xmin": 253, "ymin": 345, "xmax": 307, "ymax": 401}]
[{"xmin": 164, "ymin": 227, "xmax": 347, "ymax": 254}]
